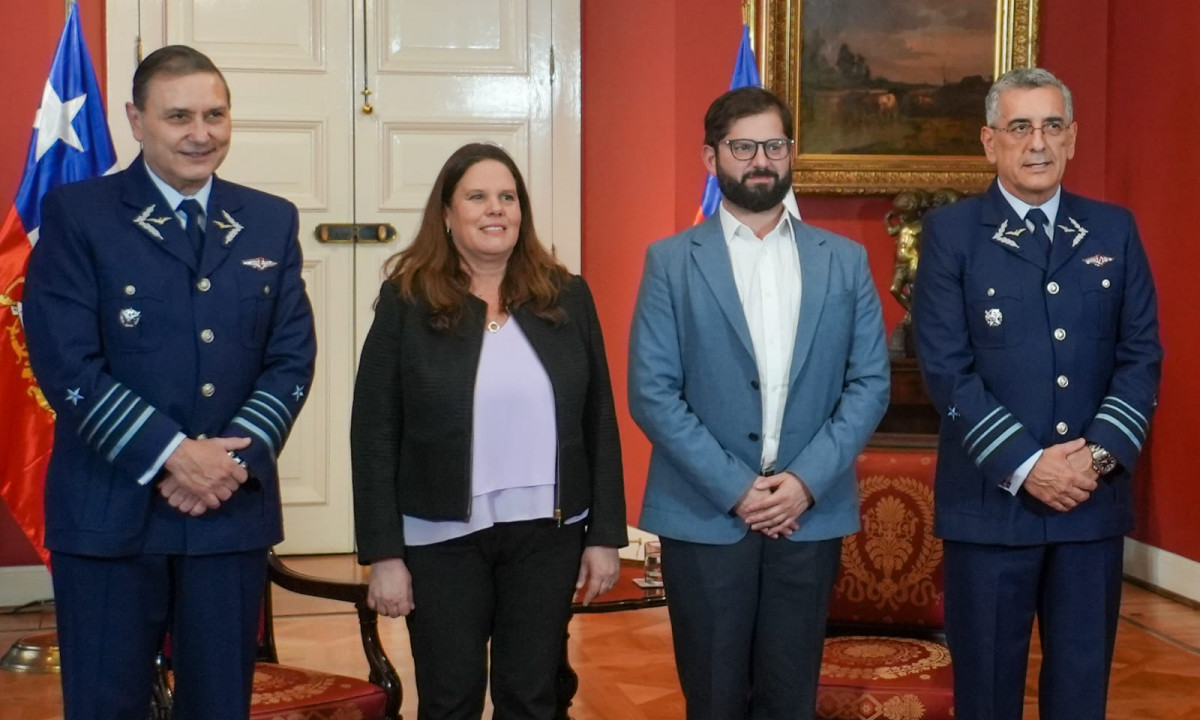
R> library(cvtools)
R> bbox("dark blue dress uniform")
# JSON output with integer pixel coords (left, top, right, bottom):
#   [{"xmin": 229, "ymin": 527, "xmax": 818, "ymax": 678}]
[
  {"xmin": 22, "ymin": 157, "xmax": 316, "ymax": 720},
  {"xmin": 913, "ymin": 180, "xmax": 1162, "ymax": 720}
]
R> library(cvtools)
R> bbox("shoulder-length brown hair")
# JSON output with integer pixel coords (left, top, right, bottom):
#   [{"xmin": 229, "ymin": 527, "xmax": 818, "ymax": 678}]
[{"xmin": 384, "ymin": 143, "xmax": 569, "ymax": 331}]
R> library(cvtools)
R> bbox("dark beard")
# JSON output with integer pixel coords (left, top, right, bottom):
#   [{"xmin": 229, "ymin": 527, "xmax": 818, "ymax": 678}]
[{"xmin": 716, "ymin": 167, "xmax": 791, "ymax": 213}]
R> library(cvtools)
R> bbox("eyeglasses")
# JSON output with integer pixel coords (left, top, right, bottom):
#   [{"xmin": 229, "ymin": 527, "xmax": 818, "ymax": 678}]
[
  {"xmin": 722, "ymin": 138, "xmax": 793, "ymax": 161},
  {"xmin": 991, "ymin": 120, "xmax": 1069, "ymax": 138}
]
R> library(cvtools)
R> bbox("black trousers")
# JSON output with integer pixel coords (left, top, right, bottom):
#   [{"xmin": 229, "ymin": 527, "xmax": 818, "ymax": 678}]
[
  {"xmin": 404, "ymin": 519, "xmax": 584, "ymax": 720},
  {"xmin": 660, "ymin": 533, "xmax": 842, "ymax": 720},
  {"xmin": 51, "ymin": 549, "xmax": 267, "ymax": 720}
]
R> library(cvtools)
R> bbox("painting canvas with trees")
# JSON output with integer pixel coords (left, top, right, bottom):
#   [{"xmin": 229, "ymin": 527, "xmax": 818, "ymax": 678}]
[{"xmin": 800, "ymin": 0, "xmax": 994, "ymax": 156}]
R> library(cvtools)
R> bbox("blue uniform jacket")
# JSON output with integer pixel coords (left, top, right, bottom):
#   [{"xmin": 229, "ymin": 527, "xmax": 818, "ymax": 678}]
[
  {"xmin": 629, "ymin": 214, "xmax": 890, "ymax": 544},
  {"xmin": 913, "ymin": 180, "xmax": 1161, "ymax": 545},
  {"xmin": 23, "ymin": 158, "xmax": 317, "ymax": 557}
]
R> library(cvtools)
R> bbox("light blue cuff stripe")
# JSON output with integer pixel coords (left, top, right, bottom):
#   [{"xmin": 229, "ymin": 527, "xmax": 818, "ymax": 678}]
[
  {"xmin": 1094, "ymin": 413, "xmax": 1142, "ymax": 449},
  {"xmin": 1105, "ymin": 396, "xmax": 1147, "ymax": 427},
  {"xmin": 81, "ymin": 384, "xmax": 119, "ymax": 427},
  {"xmin": 107, "ymin": 407, "xmax": 155, "ymax": 462},
  {"xmin": 1099, "ymin": 402, "xmax": 1146, "ymax": 441},
  {"xmin": 965, "ymin": 407, "xmax": 1005, "ymax": 445},
  {"xmin": 255, "ymin": 390, "xmax": 293, "ymax": 424},
  {"xmin": 246, "ymin": 398, "xmax": 287, "ymax": 437},
  {"xmin": 239, "ymin": 407, "xmax": 282, "ymax": 448},
  {"xmin": 231, "ymin": 417, "xmax": 278, "ymax": 460},
  {"xmin": 976, "ymin": 423, "xmax": 1022, "ymax": 465},
  {"xmin": 968, "ymin": 412, "xmax": 1014, "ymax": 456},
  {"xmin": 83, "ymin": 388, "xmax": 130, "ymax": 443},
  {"xmin": 94, "ymin": 397, "xmax": 138, "ymax": 452}
]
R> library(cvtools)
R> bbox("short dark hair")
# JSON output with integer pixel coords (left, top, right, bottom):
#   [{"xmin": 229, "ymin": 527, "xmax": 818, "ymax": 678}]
[
  {"xmin": 132, "ymin": 45, "xmax": 230, "ymax": 110},
  {"xmin": 703, "ymin": 87, "xmax": 794, "ymax": 147}
]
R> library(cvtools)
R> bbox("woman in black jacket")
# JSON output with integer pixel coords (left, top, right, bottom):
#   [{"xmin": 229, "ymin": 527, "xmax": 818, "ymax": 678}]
[{"xmin": 351, "ymin": 142, "xmax": 626, "ymax": 719}]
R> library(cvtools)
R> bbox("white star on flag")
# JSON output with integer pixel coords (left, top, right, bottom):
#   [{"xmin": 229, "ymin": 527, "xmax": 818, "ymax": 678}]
[{"xmin": 33, "ymin": 80, "xmax": 87, "ymax": 162}]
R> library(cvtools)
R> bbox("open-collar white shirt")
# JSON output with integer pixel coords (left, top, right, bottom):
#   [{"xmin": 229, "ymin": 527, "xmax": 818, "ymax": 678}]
[{"xmin": 719, "ymin": 202, "xmax": 802, "ymax": 473}]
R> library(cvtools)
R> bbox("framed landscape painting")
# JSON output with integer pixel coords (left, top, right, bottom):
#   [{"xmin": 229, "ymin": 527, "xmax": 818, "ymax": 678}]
[{"xmin": 754, "ymin": 0, "xmax": 1040, "ymax": 194}]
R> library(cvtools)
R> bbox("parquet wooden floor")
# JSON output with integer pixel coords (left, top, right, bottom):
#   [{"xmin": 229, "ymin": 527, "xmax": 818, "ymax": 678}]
[{"xmin": 2, "ymin": 555, "xmax": 1198, "ymax": 719}]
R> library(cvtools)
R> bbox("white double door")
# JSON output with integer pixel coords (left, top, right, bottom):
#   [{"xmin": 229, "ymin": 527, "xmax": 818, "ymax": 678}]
[{"xmin": 105, "ymin": 0, "xmax": 580, "ymax": 553}]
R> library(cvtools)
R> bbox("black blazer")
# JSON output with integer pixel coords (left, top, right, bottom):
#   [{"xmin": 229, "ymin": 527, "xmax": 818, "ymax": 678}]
[{"xmin": 351, "ymin": 275, "xmax": 626, "ymax": 563}]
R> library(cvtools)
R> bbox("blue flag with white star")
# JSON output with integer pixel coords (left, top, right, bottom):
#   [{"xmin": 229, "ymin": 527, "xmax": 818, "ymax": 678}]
[
  {"xmin": 13, "ymin": 1, "xmax": 117, "ymax": 239},
  {"xmin": 0, "ymin": 2, "xmax": 116, "ymax": 566}
]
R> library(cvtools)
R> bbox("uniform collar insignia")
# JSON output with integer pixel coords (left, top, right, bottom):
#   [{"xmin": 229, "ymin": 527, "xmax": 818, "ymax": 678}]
[
  {"xmin": 212, "ymin": 209, "xmax": 244, "ymax": 245},
  {"xmin": 242, "ymin": 257, "xmax": 278, "ymax": 271},
  {"xmin": 991, "ymin": 219, "xmax": 1021, "ymax": 250},
  {"xmin": 1056, "ymin": 216, "xmax": 1088, "ymax": 247},
  {"xmin": 132, "ymin": 205, "xmax": 173, "ymax": 240}
]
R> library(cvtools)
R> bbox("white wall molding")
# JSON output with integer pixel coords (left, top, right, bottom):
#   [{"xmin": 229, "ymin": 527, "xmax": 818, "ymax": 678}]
[
  {"xmin": 0, "ymin": 564, "xmax": 53, "ymax": 608},
  {"xmin": 1124, "ymin": 537, "xmax": 1200, "ymax": 604}
]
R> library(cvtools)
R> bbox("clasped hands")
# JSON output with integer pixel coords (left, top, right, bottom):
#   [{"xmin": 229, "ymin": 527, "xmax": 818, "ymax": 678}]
[
  {"xmin": 735, "ymin": 471, "xmax": 813, "ymax": 539},
  {"xmin": 158, "ymin": 436, "xmax": 251, "ymax": 516},
  {"xmin": 1022, "ymin": 437, "xmax": 1099, "ymax": 513}
]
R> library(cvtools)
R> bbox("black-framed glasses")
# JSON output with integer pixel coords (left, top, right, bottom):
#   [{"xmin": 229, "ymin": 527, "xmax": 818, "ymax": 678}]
[
  {"xmin": 722, "ymin": 138, "xmax": 793, "ymax": 161},
  {"xmin": 991, "ymin": 120, "xmax": 1069, "ymax": 138}
]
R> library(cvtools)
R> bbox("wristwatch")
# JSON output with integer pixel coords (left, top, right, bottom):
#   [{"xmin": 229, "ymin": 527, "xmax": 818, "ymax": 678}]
[{"xmin": 1087, "ymin": 443, "xmax": 1117, "ymax": 476}]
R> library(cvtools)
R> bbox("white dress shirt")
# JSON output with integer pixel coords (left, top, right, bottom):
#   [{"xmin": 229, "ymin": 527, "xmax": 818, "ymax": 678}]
[{"xmin": 718, "ymin": 203, "xmax": 802, "ymax": 472}]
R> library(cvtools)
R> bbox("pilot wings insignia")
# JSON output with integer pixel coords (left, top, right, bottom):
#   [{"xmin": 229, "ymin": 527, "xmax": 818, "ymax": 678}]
[
  {"xmin": 212, "ymin": 210, "xmax": 244, "ymax": 245},
  {"xmin": 132, "ymin": 205, "xmax": 173, "ymax": 240}
]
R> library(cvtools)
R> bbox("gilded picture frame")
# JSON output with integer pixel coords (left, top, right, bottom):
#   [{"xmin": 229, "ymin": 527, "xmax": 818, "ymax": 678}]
[{"xmin": 753, "ymin": 0, "xmax": 1040, "ymax": 195}]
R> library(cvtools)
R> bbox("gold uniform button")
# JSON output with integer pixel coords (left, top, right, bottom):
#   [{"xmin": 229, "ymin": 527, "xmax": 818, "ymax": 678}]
[
  {"xmin": 197, "ymin": 278, "xmax": 212, "ymax": 292},
  {"xmin": 1056, "ymin": 375, "xmax": 1069, "ymax": 388},
  {"xmin": 200, "ymin": 383, "xmax": 215, "ymax": 397},
  {"xmin": 200, "ymin": 329, "xmax": 214, "ymax": 343},
  {"xmin": 124, "ymin": 285, "xmax": 136, "ymax": 296},
  {"xmin": 1047, "ymin": 281, "xmax": 1060, "ymax": 295},
  {"xmin": 1055, "ymin": 421, "xmax": 1068, "ymax": 435},
  {"xmin": 1054, "ymin": 328, "xmax": 1067, "ymax": 341}
]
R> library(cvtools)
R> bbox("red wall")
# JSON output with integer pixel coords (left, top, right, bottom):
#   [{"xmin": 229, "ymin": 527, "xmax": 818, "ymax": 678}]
[
  {"xmin": 1104, "ymin": 2, "xmax": 1200, "ymax": 557},
  {"xmin": 0, "ymin": 0, "xmax": 106, "ymax": 566},
  {"xmin": 581, "ymin": 0, "xmax": 1200, "ymax": 565}
]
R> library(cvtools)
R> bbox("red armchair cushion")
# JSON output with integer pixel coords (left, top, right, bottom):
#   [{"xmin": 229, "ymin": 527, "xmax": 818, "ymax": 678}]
[
  {"xmin": 828, "ymin": 450, "xmax": 944, "ymax": 630},
  {"xmin": 817, "ymin": 635, "xmax": 954, "ymax": 720},
  {"xmin": 249, "ymin": 664, "xmax": 388, "ymax": 720}
]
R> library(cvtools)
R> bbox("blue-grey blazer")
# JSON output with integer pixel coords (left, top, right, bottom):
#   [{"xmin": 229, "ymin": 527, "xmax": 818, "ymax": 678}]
[{"xmin": 629, "ymin": 213, "xmax": 890, "ymax": 544}]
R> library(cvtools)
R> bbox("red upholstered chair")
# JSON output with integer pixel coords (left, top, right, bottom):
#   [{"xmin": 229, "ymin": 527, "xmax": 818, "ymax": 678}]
[
  {"xmin": 153, "ymin": 550, "xmax": 402, "ymax": 720},
  {"xmin": 816, "ymin": 448, "xmax": 953, "ymax": 720}
]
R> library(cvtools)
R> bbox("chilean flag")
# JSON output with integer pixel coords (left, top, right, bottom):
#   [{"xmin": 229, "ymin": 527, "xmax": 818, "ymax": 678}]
[
  {"xmin": 693, "ymin": 24, "xmax": 801, "ymax": 225},
  {"xmin": 0, "ymin": 3, "xmax": 117, "ymax": 566}
]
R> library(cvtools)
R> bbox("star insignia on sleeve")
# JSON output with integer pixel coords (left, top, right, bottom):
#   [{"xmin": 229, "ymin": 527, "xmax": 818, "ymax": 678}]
[
  {"xmin": 947, "ymin": 406, "xmax": 960, "ymax": 420},
  {"xmin": 292, "ymin": 385, "xmax": 306, "ymax": 401},
  {"xmin": 66, "ymin": 388, "xmax": 84, "ymax": 405}
]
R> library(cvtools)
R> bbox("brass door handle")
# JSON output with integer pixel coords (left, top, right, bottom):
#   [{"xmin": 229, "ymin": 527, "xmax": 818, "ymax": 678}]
[{"xmin": 314, "ymin": 223, "xmax": 397, "ymax": 244}]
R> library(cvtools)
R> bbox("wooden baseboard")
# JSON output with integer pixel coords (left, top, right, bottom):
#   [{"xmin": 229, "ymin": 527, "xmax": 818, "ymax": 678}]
[
  {"xmin": 0, "ymin": 564, "xmax": 52, "ymax": 609},
  {"xmin": 1123, "ymin": 537, "xmax": 1200, "ymax": 606}
]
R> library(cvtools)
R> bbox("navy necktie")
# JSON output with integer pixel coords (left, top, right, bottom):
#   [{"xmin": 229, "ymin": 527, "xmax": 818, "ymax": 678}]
[
  {"xmin": 1025, "ymin": 207, "xmax": 1052, "ymax": 261},
  {"xmin": 178, "ymin": 199, "xmax": 205, "ymax": 259}
]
